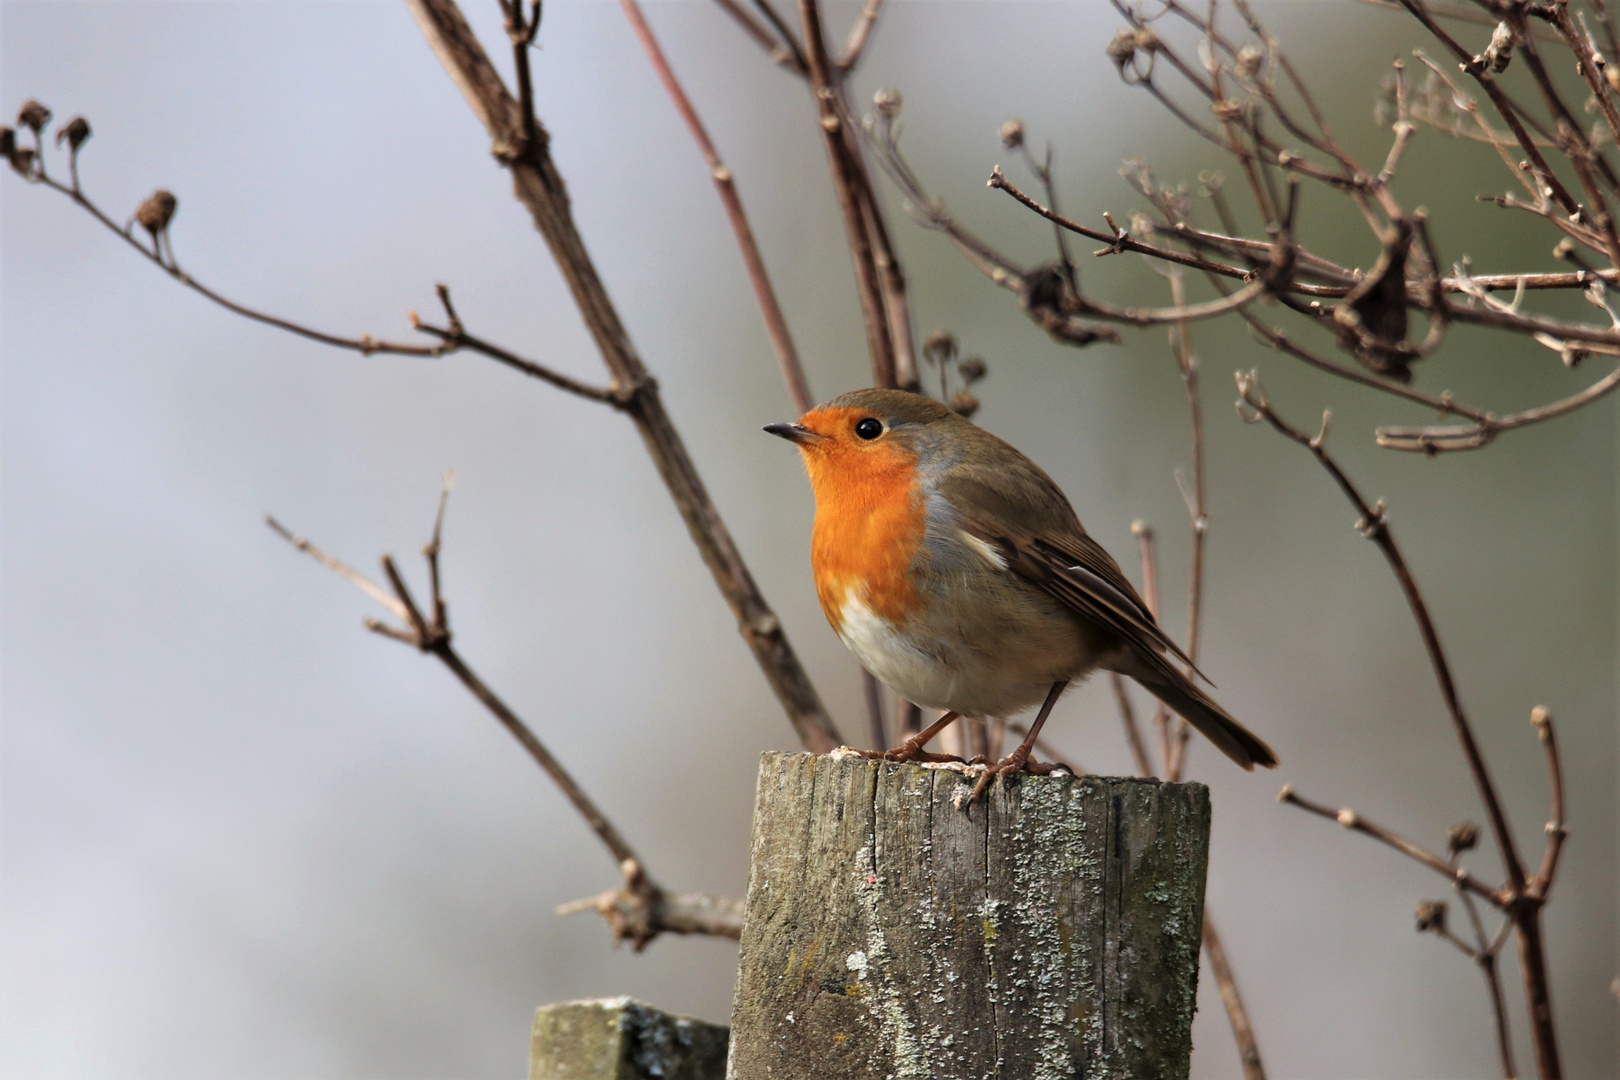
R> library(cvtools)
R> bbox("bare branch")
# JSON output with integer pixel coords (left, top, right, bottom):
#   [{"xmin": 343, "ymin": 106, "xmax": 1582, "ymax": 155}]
[
  {"xmin": 797, "ymin": 0, "xmax": 899, "ymax": 388},
  {"xmin": 22, "ymin": 171, "xmax": 444, "ymax": 359},
  {"xmin": 1237, "ymin": 373, "xmax": 1527, "ymax": 891},
  {"xmin": 1278, "ymin": 785, "xmax": 1503, "ymax": 906},
  {"xmin": 839, "ymin": 0, "xmax": 885, "ymax": 71},
  {"xmin": 404, "ymin": 0, "xmax": 842, "ymax": 753},
  {"xmin": 1529, "ymin": 706, "xmax": 1566, "ymax": 899},
  {"xmin": 558, "ymin": 865, "xmax": 747, "ymax": 944},
  {"xmin": 710, "ymin": 0, "xmax": 803, "ymax": 72},
  {"xmin": 1377, "ymin": 363, "xmax": 1620, "ymax": 452},
  {"xmin": 1203, "ymin": 918, "xmax": 1267, "ymax": 1080},
  {"xmin": 620, "ymin": 0, "xmax": 814, "ymax": 413}
]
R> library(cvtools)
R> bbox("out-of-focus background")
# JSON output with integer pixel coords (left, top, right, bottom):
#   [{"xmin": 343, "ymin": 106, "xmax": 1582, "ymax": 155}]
[{"xmin": 1, "ymin": 2, "xmax": 1613, "ymax": 1077}]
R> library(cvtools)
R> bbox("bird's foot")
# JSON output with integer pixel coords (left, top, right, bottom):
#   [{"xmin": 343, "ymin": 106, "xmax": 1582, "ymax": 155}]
[
  {"xmin": 853, "ymin": 743, "xmax": 966, "ymax": 765},
  {"xmin": 967, "ymin": 747, "xmax": 1071, "ymax": 807}
]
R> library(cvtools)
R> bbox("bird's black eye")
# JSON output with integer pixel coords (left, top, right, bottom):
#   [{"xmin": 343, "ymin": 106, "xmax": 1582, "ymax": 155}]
[{"xmin": 855, "ymin": 417, "xmax": 884, "ymax": 440}]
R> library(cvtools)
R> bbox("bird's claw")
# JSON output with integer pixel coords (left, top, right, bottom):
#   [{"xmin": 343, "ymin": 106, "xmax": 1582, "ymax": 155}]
[
  {"xmin": 853, "ymin": 744, "xmax": 966, "ymax": 765},
  {"xmin": 966, "ymin": 751, "xmax": 1070, "ymax": 808}
]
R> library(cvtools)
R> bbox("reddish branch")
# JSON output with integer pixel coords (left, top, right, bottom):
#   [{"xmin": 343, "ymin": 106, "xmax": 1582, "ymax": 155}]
[{"xmin": 618, "ymin": 0, "xmax": 814, "ymax": 414}]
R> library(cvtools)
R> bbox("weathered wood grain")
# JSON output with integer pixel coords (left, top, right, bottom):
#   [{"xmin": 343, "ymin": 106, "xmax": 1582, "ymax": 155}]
[
  {"xmin": 530, "ymin": 997, "xmax": 728, "ymax": 1080},
  {"xmin": 727, "ymin": 751, "xmax": 1211, "ymax": 1079}
]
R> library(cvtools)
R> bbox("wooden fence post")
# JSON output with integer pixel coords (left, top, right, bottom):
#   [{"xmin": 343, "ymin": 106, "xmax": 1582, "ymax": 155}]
[
  {"xmin": 727, "ymin": 751, "xmax": 1211, "ymax": 1080},
  {"xmin": 530, "ymin": 997, "xmax": 728, "ymax": 1080}
]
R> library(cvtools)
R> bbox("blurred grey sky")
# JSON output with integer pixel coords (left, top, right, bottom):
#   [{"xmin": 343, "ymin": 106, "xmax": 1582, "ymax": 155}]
[{"xmin": 1, "ymin": 2, "xmax": 1614, "ymax": 1078}]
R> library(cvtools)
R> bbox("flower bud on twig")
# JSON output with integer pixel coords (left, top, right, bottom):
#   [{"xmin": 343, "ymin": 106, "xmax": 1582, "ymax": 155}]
[
  {"xmin": 1414, "ymin": 900, "xmax": 1448, "ymax": 933},
  {"xmin": 1446, "ymin": 821, "xmax": 1479, "ymax": 856},
  {"xmin": 136, "ymin": 189, "xmax": 178, "ymax": 239},
  {"xmin": 872, "ymin": 88, "xmax": 902, "ymax": 120},
  {"xmin": 999, "ymin": 118, "xmax": 1025, "ymax": 150},
  {"xmin": 55, "ymin": 116, "xmax": 90, "ymax": 152},
  {"xmin": 923, "ymin": 328, "xmax": 957, "ymax": 365},
  {"xmin": 1235, "ymin": 45, "xmax": 1264, "ymax": 82},
  {"xmin": 16, "ymin": 100, "xmax": 51, "ymax": 134}
]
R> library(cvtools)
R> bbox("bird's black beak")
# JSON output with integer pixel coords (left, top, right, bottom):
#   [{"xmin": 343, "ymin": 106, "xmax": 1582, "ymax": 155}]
[{"xmin": 763, "ymin": 422, "xmax": 821, "ymax": 445}]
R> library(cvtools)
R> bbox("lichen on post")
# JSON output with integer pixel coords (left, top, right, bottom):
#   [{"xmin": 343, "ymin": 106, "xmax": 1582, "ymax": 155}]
[{"xmin": 727, "ymin": 751, "xmax": 1211, "ymax": 1080}]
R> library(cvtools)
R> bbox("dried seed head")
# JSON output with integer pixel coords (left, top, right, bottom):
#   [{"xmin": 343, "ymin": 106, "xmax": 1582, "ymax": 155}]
[
  {"xmin": 872, "ymin": 88, "xmax": 902, "ymax": 119},
  {"xmin": 136, "ymin": 189, "xmax": 178, "ymax": 236},
  {"xmin": 957, "ymin": 356, "xmax": 987, "ymax": 384},
  {"xmin": 949, "ymin": 390, "xmax": 980, "ymax": 419},
  {"xmin": 1446, "ymin": 821, "xmax": 1479, "ymax": 855},
  {"xmin": 1107, "ymin": 28, "xmax": 1160, "ymax": 71},
  {"xmin": 56, "ymin": 115, "xmax": 91, "ymax": 152},
  {"xmin": 1235, "ymin": 44, "xmax": 1264, "ymax": 82},
  {"xmin": 923, "ymin": 328, "xmax": 957, "ymax": 365},
  {"xmin": 1475, "ymin": 21, "xmax": 1515, "ymax": 75},
  {"xmin": 1414, "ymin": 900, "xmax": 1448, "ymax": 933},
  {"xmin": 8, "ymin": 146, "xmax": 35, "ymax": 176},
  {"xmin": 999, "ymin": 118, "xmax": 1025, "ymax": 150},
  {"xmin": 17, "ymin": 100, "xmax": 51, "ymax": 134},
  {"xmin": 1212, "ymin": 99, "xmax": 1245, "ymax": 121},
  {"xmin": 0, "ymin": 127, "xmax": 14, "ymax": 160}
]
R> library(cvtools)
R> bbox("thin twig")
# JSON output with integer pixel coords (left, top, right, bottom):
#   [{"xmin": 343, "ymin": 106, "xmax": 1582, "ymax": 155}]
[
  {"xmin": 619, "ymin": 0, "xmax": 814, "ymax": 413},
  {"xmin": 405, "ymin": 0, "xmax": 843, "ymax": 753},
  {"xmin": 1203, "ymin": 917, "xmax": 1267, "ymax": 1080},
  {"xmin": 1163, "ymin": 265, "xmax": 1201, "ymax": 782},
  {"xmin": 839, "ymin": 0, "xmax": 885, "ymax": 70},
  {"xmin": 270, "ymin": 496, "xmax": 744, "ymax": 949},
  {"xmin": 1237, "ymin": 373, "xmax": 1525, "ymax": 889},
  {"xmin": 1377, "ymin": 363, "xmax": 1620, "ymax": 452},
  {"xmin": 797, "ymin": 0, "xmax": 898, "ymax": 388},
  {"xmin": 1529, "ymin": 707, "xmax": 1566, "ymax": 899},
  {"xmin": 24, "ymin": 172, "xmax": 443, "ymax": 358},
  {"xmin": 1277, "ymin": 785, "xmax": 1502, "ymax": 905}
]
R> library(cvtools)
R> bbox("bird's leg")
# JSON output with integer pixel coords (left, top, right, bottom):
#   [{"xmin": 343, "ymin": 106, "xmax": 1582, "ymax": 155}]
[
  {"xmin": 968, "ymin": 680, "xmax": 1069, "ymax": 806},
  {"xmin": 854, "ymin": 711, "xmax": 963, "ymax": 763}
]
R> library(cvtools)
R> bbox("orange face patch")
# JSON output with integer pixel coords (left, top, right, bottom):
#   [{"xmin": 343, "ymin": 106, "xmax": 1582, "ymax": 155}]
[{"xmin": 794, "ymin": 406, "xmax": 927, "ymax": 631}]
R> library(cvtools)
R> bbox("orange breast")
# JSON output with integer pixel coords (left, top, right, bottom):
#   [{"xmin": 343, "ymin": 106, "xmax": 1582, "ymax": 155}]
[{"xmin": 804, "ymin": 429, "xmax": 926, "ymax": 633}]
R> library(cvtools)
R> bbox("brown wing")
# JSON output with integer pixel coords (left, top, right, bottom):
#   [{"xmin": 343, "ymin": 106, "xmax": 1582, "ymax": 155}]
[{"xmin": 940, "ymin": 453, "xmax": 1200, "ymax": 683}]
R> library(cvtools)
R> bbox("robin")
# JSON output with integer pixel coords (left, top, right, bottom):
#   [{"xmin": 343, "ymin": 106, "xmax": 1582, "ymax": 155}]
[{"xmin": 766, "ymin": 388, "xmax": 1276, "ymax": 801}]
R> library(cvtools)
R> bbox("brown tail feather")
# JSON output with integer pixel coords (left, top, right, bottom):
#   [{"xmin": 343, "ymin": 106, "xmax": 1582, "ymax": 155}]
[{"xmin": 1124, "ymin": 662, "xmax": 1278, "ymax": 771}]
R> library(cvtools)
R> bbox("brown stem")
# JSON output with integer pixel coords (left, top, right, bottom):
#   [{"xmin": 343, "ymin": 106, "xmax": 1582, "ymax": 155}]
[
  {"xmin": 796, "ymin": 0, "xmax": 898, "ymax": 389},
  {"xmin": 1377, "ymin": 364, "xmax": 1620, "ymax": 453},
  {"xmin": 269, "ymin": 509, "xmax": 730, "ymax": 950},
  {"xmin": 1515, "ymin": 905, "xmax": 1561, "ymax": 1079},
  {"xmin": 863, "ymin": 669, "xmax": 887, "ymax": 751},
  {"xmin": 1397, "ymin": 0, "xmax": 1581, "ymax": 216},
  {"xmin": 839, "ymin": 0, "xmax": 884, "ymax": 70},
  {"xmin": 27, "ymin": 173, "xmax": 443, "ymax": 358},
  {"xmin": 1529, "ymin": 707, "xmax": 1566, "ymax": 899},
  {"xmin": 619, "ymin": 0, "xmax": 814, "ymax": 413},
  {"xmin": 1278, "ymin": 785, "xmax": 1503, "ymax": 905},
  {"xmin": 1203, "ymin": 917, "xmax": 1267, "ymax": 1080},
  {"xmin": 1164, "ymin": 267, "xmax": 1202, "ymax": 782},
  {"xmin": 1110, "ymin": 672, "xmax": 1155, "ymax": 777},
  {"xmin": 711, "ymin": 0, "xmax": 802, "ymax": 71},
  {"xmin": 1239, "ymin": 377, "xmax": 1525, "ymax": 887},
  {"xmin": 405, "ymin": 0, "xmax": 841, "ymax": 753},
  {"xmin": 557, "ymin": 880, "xmax": 746, "ymax": 942}
]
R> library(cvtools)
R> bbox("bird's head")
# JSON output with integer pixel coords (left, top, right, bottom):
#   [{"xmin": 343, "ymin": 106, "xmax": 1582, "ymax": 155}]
[{"xmin": 764, "ymin": 389, "xmax": 962, "ymax": 497}]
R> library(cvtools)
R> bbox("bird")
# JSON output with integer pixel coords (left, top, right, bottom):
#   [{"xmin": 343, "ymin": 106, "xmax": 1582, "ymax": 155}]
[{"xmin": 765, "ymin": 387, "xmax": 1276, "ymax": 802}]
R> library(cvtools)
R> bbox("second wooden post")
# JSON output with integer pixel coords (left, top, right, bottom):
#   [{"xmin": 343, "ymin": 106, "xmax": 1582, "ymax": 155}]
[{"xmin": 727, "ymin": 751, "xmax": 1211, "ymax": 1080}]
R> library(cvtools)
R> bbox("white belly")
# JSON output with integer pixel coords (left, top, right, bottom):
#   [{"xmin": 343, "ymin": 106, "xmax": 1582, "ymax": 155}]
[
  {"xmin": 833, "ymin": 588, "xmax": 1088, "ymax": 718},
  {"xmin": 835, "ymin": 592, "xmax": 963, "ymax": 711}
]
